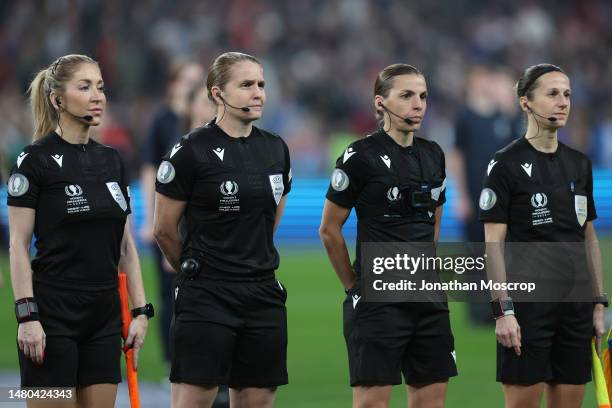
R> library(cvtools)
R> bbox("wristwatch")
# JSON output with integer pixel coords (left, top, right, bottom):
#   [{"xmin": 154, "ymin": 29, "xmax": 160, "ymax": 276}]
[
  {"xmin": 594, "ymin": 294, "xmax": 609, "ymax": 308},
  {"xmin": 132, "ymin": 303, "xmax": 155, "ymax": 319},
  {"xmin": 15, "ymin": 297, "xmax": 40, "ymax": 323},
  {"xmin": 490, "ymin": 297, "xmax": 514, "ymax": 320}
]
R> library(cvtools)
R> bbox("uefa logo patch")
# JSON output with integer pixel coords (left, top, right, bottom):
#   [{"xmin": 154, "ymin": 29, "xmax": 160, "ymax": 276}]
[
  {"xmin": 7, "ymin": 173, "xmax": 29, "ymax": 197},
  {"xmin": 157, "ymin": 161, "xmax": 176, "ymax": 184},
  {"xmin": 479, "ymin": 188, "xmax": 497, "ymax": 211},
  {"xmin": 220, "ymin": 181, "xmax": 239, "ymax": 196},
  {"xmin": 65, "ymin": 184, "xmax": 83, "ymax": 197},
  {"xmin": 331, "ymin": 169, "xmax": 349, "ymax": 192},
  {"xmin": 531, "ymin": 193, "xmax": 548, "ymax": 208},
  {"xmin": 386, "ymin": 186, "xmax": 401, "ymax": 201}
]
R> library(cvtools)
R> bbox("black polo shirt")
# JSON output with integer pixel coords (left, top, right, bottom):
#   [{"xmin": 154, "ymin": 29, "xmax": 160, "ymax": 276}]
[
  {"xmin": 326, "ymin": 129, "xmax": 447, "ymax": 276},
  {"xmin": 155, "ymin": 121, "xmax": 292, "ymax": 281},
  {"xmin": 7, "ymin": 132, "xmax": 131, "ymax": 291},
  {"xmin": 479, "ymin": 137, "xmax": 597, "ymax": 283}
]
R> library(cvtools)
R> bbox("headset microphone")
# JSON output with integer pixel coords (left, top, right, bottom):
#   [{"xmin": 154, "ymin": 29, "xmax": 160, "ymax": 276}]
[
  {"xmin": 526, "ymin": 106, "xmax": 557, "ymax": 122},
  {"xmin": 379, "ymin": 103, "xmax": 414, "ymax": 125},
  {"xmin": 56, "ymin": 99, "xmax": 94, "ymax": 122},
  {"xmin": 218, "ymin": 95, "xmax": 251, "ymax": 112}
]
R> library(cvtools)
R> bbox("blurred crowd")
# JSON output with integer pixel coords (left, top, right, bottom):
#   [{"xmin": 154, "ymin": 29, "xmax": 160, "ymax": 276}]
[{"xmin": 0, "ymin": 0, "xmax": 611, "ymax": 183}]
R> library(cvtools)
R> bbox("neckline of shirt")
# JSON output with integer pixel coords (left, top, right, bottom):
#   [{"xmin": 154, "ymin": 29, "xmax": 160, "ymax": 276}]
[
  {"xmin": 211, "ymin": 123, "xmax": 257, "ymax": 142},
  {"xmin": 52, "ymin": 131, "xmax": 93, "ymax": 150},
  {"xmin": 376, "ymin": 129, "xmax": 415, "ymax": 151},
  {"xmin": 521, "ymin": 135, "xmax": 561, "ymax": 158}
]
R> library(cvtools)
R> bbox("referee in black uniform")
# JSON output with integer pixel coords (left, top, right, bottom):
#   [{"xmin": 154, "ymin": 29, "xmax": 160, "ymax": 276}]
[
  {"xmin": 154, "ymin": 52, "xmax": 291, "ymax": 408},
  {"xmin": 480, "ymin": 63, "xmax": 607, "ymax": 408},
  {"xmin": 8, "ymin": 54, "xmax": 150, "ymax": 407},
  {"xmin": 320, "ymin": 64, "xmax": 457, "ymax": 408}
]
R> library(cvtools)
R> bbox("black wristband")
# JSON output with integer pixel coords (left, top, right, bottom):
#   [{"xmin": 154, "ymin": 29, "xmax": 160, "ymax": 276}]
[
  {"xmin": 132, "ymin": 303, "xmax": 155, "ymax": 319},
  {"xmin": 594, "ymin": 294, "xmax": 609, "ymax": 308},
  {"xmin": 15, "ymin": 297, "xmax": 40, "ymax": 323},
  {"xmin": 490, "ymin": 297, "xmax": 514, "ymax": 320}
]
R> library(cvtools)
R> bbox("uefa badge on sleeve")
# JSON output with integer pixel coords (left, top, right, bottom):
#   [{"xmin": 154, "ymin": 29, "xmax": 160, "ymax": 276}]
[
  {"xmin": 156, "ymin": 161, "xmax": 176, "ymax": 184},
  {"xmin": 575, "ymin": 195, "xmax": 587, "ymax": 227},
  {"xmin": 7, "ymin": 173, "xmax": 29, "ymax": 197},
  {"xmin": 269, "ymin": 174, "xmax": 284, "ymax": 205},
  {"xmin": 331, "ymin": 169, "xmax": 349, "ymax": 192},
  {"xmin": 479, "ymin": 188, "xmax": 497, "ymax": 211}
]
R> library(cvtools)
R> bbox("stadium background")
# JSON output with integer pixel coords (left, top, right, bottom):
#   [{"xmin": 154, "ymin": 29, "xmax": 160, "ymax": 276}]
[{"xmin": 0, "ymin": 0, "xmax": 611, "ymax": 406}]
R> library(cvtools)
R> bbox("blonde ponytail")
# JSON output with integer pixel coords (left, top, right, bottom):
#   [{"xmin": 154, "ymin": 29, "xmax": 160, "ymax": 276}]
[
  {"xmin": 28, "ymin": 69, "xmax": 56, "ymax": 140},
  {"xmin": 27, "ymin": 54, "xmax": 98, "ymax": 140}
]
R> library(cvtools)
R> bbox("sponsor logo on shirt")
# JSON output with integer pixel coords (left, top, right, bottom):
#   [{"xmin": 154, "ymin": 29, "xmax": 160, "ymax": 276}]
[
  {"xmin": 386, "ymin": 186, "xmax": 401, "ymax": 201},
  {"xmin": 65, "ymin": 184, "xmax": 90, "ymax": 213},
  {"xmin": 213, "ymin": 147, "xmax": 224, "ymax": 161},
  {"xmin": 269, "ymin": 174, "xmax": 284, "ymax": 205},
  {"xmin": 487, "ymin": 159, "xmax": 498, "ymax": 176},
  {"xmin": 156, "ymin": 161, "xmax": 176, "ymax": 184},
  {"xmin": 7, "ymin": 173, "xmax": 29, "ymax": 197},
  {"xmin": 219, "ymin": 180, "xmax": 240, "ymax": 212},
  {"xmin": 521, "ymin": 162, "xmax": 533, "ymax": 177},
  {"xmin": 169, "ymin": 143, "xmax": 182, "ymax": 158},
  {"xmin": 331, "ymin": 169, "xmax": 349, "ymax": 192},
  {"xmin": 16, "ymin": 152, "xmax": 29, "ymax": 168},
  {"xmin": 530, "ymin": 192, "xmax": 553, "ymax": 226},
  {"xmin": 380, "ymin": 155, "xmax": 391, "ymax": 169},
  {"xmin": 65, "ymin": 184, "xmax": 83, "ymax": 197},
  {"xmin": 51, "ymin": 154, "xmax": 63, "ymax": 168},
  {"xmin": 343, "ymin": 147, "xmax": 356, "ymax": 163},
  {"xmin": 479, "ymin": 188, "xmax": 497, "ymax": 211}
]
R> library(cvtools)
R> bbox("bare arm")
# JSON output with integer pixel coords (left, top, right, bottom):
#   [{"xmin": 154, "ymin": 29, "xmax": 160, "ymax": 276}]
[
  {"xmin": 9, "ymin": 207, "xmax": 35, "ymax": 299},
  {"xmin": 119, "ymin": 216, "xmax": 147, "ymax": 308},
  {"xmin": 139, "ymin": 164, "xmax": 158, "ymax": 242},
  {"xmin": 484, "ymin": 222, "xmax": 508, "ymax": 300},
  {"xmin": 585, "ymin": 222, "xmax": 604, "ymax": 297},
  {"xmin": 319, "ymin": 199, "xmax": 355, "ymax": 290},
  {"xmin": 485, "ymin": 222, "xmax": 521, "ymax": 355},
  {"xmin": 9, "ymin": 206, "xmax": 46, "ymax": 365},
  {"xmin": 274, "ymin": 195, "xmax": 288, "ymax": 234},
  {"xmin": 585, "ymin": 222, "xmax": 606, "ymax": 349},
  {"xmin": 119, "ymin": 216, "xmax": 150, "ymax": 368},
  {"xmin": 153, "ymin": 193, "xmax": 186, "ymax": 273},
  {"xmin": 434, "ymin": 205, "xmax": 443, "ymax": 244}
]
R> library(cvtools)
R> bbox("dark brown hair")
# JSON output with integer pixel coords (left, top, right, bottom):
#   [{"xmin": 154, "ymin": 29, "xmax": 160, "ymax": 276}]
[
  {"xmin": 516, "ymin": 63, "xmax": 565, "ymax": 100},
  {"xmin": 374, "ymin": 64, "xmax": 423, "ymax": 119}
]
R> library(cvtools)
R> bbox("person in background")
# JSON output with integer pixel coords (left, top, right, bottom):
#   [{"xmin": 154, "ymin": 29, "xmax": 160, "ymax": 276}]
[
  {"xmin": 452, "ymin": 65, "xmax": 522, "ymax": 324},
  {"xmin": 140, "ymin": 60, "xmax": 203, "ymax": 366}
]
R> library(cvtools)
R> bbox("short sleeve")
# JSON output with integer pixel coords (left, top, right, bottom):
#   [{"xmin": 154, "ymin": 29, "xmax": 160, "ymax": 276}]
[
  {"xmin": 155, "ymin": 136, "xmax": 197, "ymax": 201},
  {"xmin": 432, "ymin": 143, "xmax": 447, "ymax": 207},
  {"xmin": 282, "ymin": 139, "xmax": 292, "ymax": 196},
  {"xmin": 478, "ymin": 156, "xmax": 512, "ymax": 224},
  {"xmin": 586, "ymin": 158, "xmax": 597, "ymax": 221},
  {"xmin": 7, "ymin": 146, "xmax": 44, "ymax": 209},
  {"xmin": 325, "ymin": 145, "xmax": 367, "ymax": 209},
  {"xmin": 118, "ymin": 153, "xmax": 132, "ymax": 215}
]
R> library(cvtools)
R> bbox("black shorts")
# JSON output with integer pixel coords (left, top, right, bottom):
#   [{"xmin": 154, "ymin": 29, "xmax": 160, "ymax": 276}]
[
  {"xmin": 343, "ymin": 284, "xmax": 457, "ymax": 386},
  {"xmin": 19, "ymin": 282, "xmax": 122, "ymax": 387},
  {"xmin": 497, "ymin": 302, "xmax": 593, "ymax": 385},
  {"xmin": 170, "ymin": 277, "xmax": 288, "ymax": 388}
]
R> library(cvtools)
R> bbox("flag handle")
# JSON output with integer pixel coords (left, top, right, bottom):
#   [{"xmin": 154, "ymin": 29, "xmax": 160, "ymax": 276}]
[{"xmin": 119, "ymin": 272, "xmax": 141, "ymax": 408}]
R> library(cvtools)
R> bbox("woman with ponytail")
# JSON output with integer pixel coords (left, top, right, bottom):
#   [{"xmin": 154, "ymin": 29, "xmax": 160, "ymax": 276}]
[{"xmin": 8, "ymin": 54, "xmax": 151, "ymax": 407}]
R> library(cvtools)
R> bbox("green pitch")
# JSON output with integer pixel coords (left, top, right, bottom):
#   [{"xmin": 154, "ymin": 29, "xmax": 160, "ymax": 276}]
[{"xmin": 2, "ymin": 240, "xmax": 611, "ymax": 407}]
